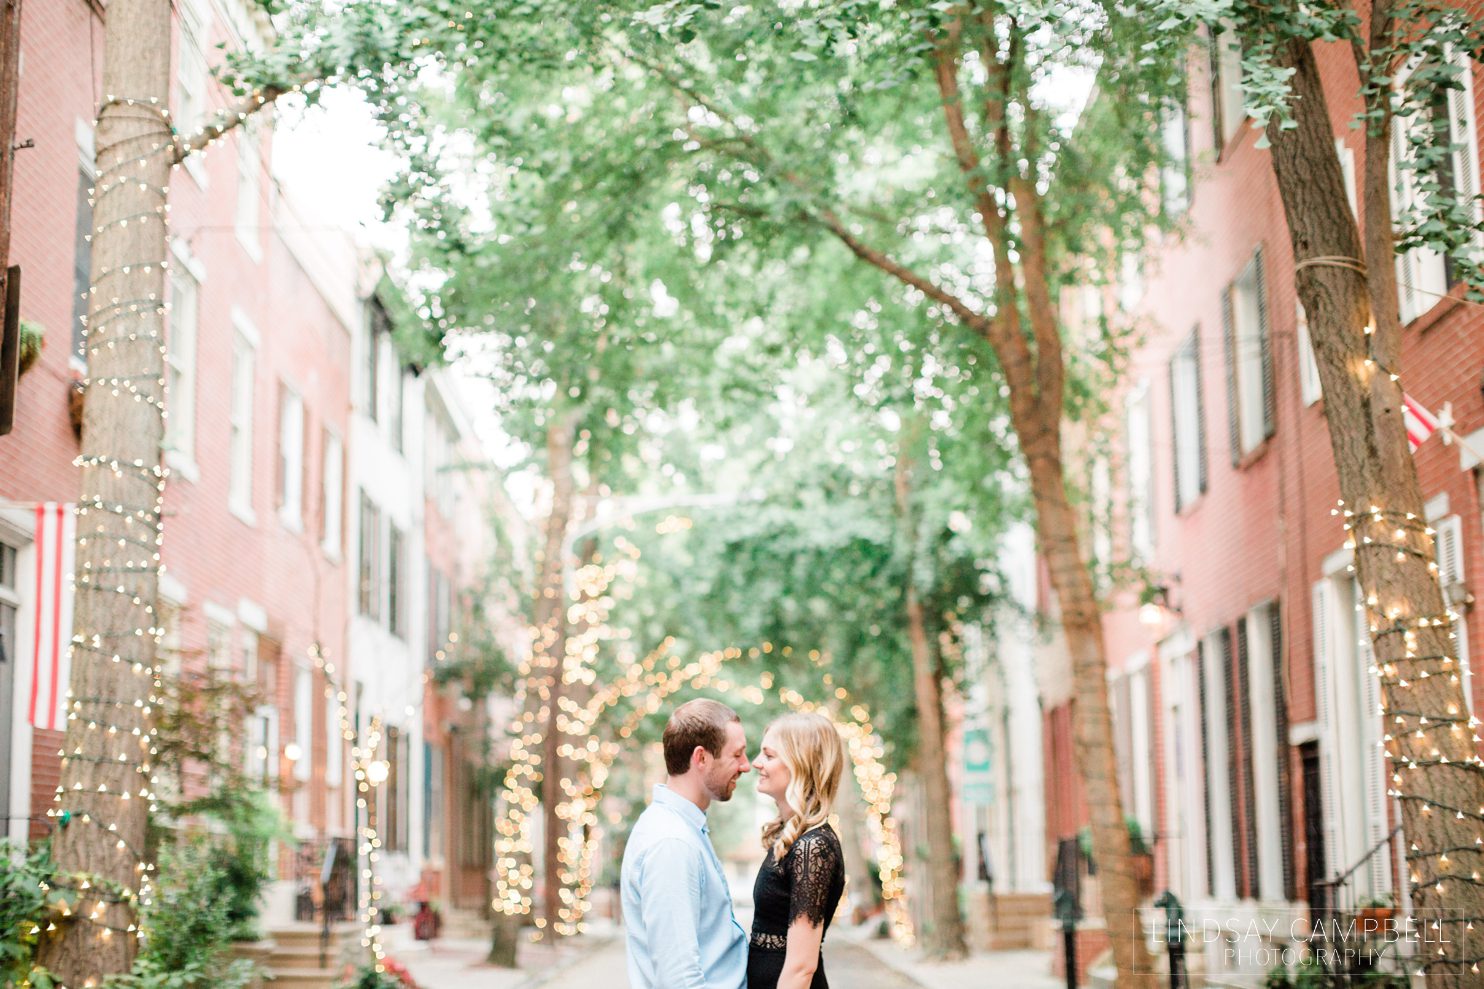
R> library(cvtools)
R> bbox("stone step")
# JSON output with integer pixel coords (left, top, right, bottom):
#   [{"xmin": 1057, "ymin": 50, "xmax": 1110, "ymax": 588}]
[
  {"xmin": 263, "ymin": 968, "xmax": 340, "ymax": 989},
  {"xmin": 267, "ymin": 923, "xmax": 360, "ymax": 947}
]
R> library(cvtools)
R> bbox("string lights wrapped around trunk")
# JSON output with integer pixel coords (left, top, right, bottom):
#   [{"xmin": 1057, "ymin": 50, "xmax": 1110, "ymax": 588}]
[{"xmin": 488, "ymin": 540, "xmax": 914, "ymax": 945}]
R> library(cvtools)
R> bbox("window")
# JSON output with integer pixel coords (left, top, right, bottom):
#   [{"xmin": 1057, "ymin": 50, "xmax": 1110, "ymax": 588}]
[
  {"xmin": 1336, "ymin": 138, "xmax": 1359, "ymax": 218},
  {"xmin": 357, "ymin": 494, "xmax": 381, "ymax": 620},
  {"xmin": 165, "ymin": 266, "xmax": 199, "ymax": 463},
  {"xmin": 428, "ymin": 569, "xmax": 451, "ymax": 664},
  {"xmin": 1090, "ymin": 455, "xmax": 1112, "ymax": 581},
  {"xmin": 364, "ymin": 302, "xmax": 387, "ymax": 423},
  {"xmin": 235, "ymin": 126, "xmax": 261, "ymax": 259},
  {"xmin": 71, "ymin": 168, "xmax": 93, "ymax": 363},
  {"xmin": 1201, "ymin": 627, "xmax": 1238, "ymax": 900},
  {"xmin": 246, "ymin": 706, "xmax": 278, "ymax": 785},
  {"xmin": 1222, "ymin": 247, "xmax": 1274, "ymax": 461},
  {"xmin": 1125, "ymin": 382, "xmax": 1154, "ymax": 563},
  {"xmin": 384, "ymin": 727, "xmax": 408, "ymax": 852},
  {"xmin": 293, "ymin": 665, "xmax": 312, "ymax": 783},
  {"xmin": 173, "ymin": 0, "xmax": 208, "ymax": 135},
  {"xmin": 424, "ymin": 743, "xmax": 445, "ymax": 859},
  {"xmin": 229, "ymin": 327, "xmax": 256, "ymax": 521},
  {"xmin": 388, "ymin": 524, "xmax": 406, "ymax": 639},
  {"xmin": 322, "ymin": 430, "xmax": 343, "ymax": 557},
  {"xmin": 277, "ymin": 384, "xmax": 304, "ymax": 530},
  {"xmin": 325, "ymin": 689, "xmax": 343, "ymax": 788},
  {"xmin": 1169, "ymin": 330, "xmax": 1207, "ymax": 511},
  {"xmin": 1433, "ymin": 513, "xmax": 1473, "ymax": 714},
  {"xmin": 1243, "ymin": 602, "xmax": 1290, "ymax": 901},
  {"xmin": 388, "ymin": 365, "xmax": 405, "ymax": 454},
  {"xmin": 1393, "ymin": 53, "xmax": 1481, "ymax": 322},
  {"xmin": 206, "ymin": 620, "xmax": 231, "ymax": 672},
  {"xmin": 1111, "ymin": 662, "xmax": 1156, "ymax": 840},
  {"xmin": 1209, "ymin": 27, "xmax": 1245, "ymax": 150},
  {"xmin": 1161, "ymin": 95, "xmax": 1191, "ymax": 214}
]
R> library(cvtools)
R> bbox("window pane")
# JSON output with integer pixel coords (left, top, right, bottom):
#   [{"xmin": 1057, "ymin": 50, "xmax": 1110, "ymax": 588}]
[{"xmin": 72, "ymin": 170, "xmax": 93, "ymax": 361}]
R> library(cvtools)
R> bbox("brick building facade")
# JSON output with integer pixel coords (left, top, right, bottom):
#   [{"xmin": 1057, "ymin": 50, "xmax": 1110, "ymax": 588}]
[
  {"xmin": 0, "ymin": 0, "xmax": 507, "ymax": 930},
  {"xmin": 1042, "ymin": 26, "xmax": 1484, "ymax": 985}
]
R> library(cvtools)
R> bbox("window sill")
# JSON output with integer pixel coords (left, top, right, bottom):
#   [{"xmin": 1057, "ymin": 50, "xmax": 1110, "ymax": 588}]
[
  {"xmin": 1175, "ymin": 491, "xmax": 1205, "ymax": 516},
  {"xmin": 322, "ymin": 544, "xmax": 342, "ymax": 564},
  {"xmin": 183, "ymin": 154, "xmax": 208, "ymax": 190},
  {"xmin": 1233, "ymin": 435, "xmax": 1273, "ymax": 471},
  {"xmin": 230, "ymin": 500, "xmax": 256, "ymax": 527},
  {"xmin": 1406, "ymin": 285, "xmax": 1465, "ymax": 335},
  {"xmin": 279, "ymin": 510, "xmax": 303, "ymax": 534},
  {"xmin": 236, "ymin": 227, "xmax": 262, "ymax": 264},
  {"xmin": 165, "ymin": 449, "xmax": 199, "ymax": 484}
]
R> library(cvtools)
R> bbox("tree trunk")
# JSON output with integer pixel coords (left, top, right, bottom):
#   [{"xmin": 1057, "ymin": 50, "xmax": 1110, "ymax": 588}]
[
  {"xmin": 1263, "ymin": 34, "xmax": 1484, "ymax": 988},
  {"xmin": 36, "ymin": 0, "xmax": 172, "ymax": 982},
  {"xmin": 894, "ymin": 438, "xmax": 968, "ymax": 959},
  {"xmin": 490, "ymin": 414, "xmax": 577, "ymax": 964}
]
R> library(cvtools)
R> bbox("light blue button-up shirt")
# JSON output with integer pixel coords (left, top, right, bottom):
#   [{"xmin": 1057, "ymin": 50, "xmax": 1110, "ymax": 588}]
[{"xmin": 621, "ymin": 784, "xmax": 747, "ymax": 989}]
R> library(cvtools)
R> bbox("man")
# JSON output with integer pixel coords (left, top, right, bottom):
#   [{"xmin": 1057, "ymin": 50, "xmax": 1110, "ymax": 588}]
[{"xmin": 621, "ymin": 698, "xmax": 751, "ymax": 989}]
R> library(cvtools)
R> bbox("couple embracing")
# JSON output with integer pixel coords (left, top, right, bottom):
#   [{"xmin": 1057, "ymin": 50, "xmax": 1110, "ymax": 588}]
[{"xmin": 620, "ymin": 699, "xmax": 846, "ymax": 989}]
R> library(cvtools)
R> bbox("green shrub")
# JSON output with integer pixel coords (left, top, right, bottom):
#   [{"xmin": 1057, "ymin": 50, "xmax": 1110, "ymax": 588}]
[{"xmin": 0, "ymin": 840, "xmax": 59, "ymax": 987}]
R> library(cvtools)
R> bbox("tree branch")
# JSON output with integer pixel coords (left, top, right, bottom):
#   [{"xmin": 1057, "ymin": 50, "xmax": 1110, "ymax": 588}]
[{"xmin": 172, "ymin": 86, "xmax": 284, "ymax": 164}]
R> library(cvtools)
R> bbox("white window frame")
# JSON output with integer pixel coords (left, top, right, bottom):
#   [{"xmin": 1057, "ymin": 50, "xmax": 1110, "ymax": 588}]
[
  {"xmin": 1161, "ymin": 631, "xmax": 1208, "ymax": 899},
  {"xmin": 293, "ymin": 664, "xmax": 313, "ymax": 783},
  {"xmin": 1393, "ymin": 52, "xmax": 1482, "ymax": 323},
  {"xmin": 1126, "ymin": 381, "xmax": 1154, "ymax": 562},
  {"xmin": 228, "ymin": 312, "xmax": 258, "ymax": 524},
  {"xmin": 165, "ymin": 240, "xmax": 202, "ymax": 477},
  {"xmin": 175, "ymin": 0, "xmax": 210, "ymax": 187},
  {"xmin": 1432, "ymin": 512, "xmax": 1473, "ymax": 715},
  {"xmin": 235, "ymin": 124, "xmax": 262, "ymax": 261},
  {"xmin": 1202, "ymin": 629, "xmax": 1238, "ymax": 901},
  {"xmin": 1243, "ymin": 603, "xmax": 1286, "ymax": 902},
  {"xmin": 277, "ymin": 383, "xmax": 305, "ymax": 531},
  {"xmin": 1171, "ymin": 337, "xmax": 1204, "ymax": 511},
  {"xmin": 1230, "ymin": 261, "xmax": 1267, "ymax": 455},
  {"xmin": 246, "ymin": 704, "xmax": 279, "ymax": 785},
  {"xmin": 1215, "ymin": 27, "xmax": 1246, "ymax": 148},
  {"xmin": 322, "ymin": 429, "xmax": 343, "ymax": 559}
]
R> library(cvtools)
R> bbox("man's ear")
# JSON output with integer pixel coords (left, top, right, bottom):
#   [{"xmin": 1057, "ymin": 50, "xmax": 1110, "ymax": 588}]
[{"xmin": 691, "ymin": 745, "xmax": 709, "ymax": 770}]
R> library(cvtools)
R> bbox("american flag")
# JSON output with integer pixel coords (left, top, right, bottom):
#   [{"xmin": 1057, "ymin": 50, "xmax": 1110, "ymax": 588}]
[
  {"xmin": 1403, "ymin": 393, "xmax": 1441, "ymax": 453},
  {"xmin": 29, "ymin": 503, "xmax": 75, "ymax": 732}
]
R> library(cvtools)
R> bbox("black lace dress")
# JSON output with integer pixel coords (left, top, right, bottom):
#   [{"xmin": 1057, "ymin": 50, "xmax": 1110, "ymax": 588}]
[{"xmin": 747, "ymin": 824, "xmax": 845, "ymax": 989}]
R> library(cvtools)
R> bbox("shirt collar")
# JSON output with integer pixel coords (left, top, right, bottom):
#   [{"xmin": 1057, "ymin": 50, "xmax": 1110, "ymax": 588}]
[{"xmin": 652, "ymin": 783, "xmax": 708, "ymax": 832}]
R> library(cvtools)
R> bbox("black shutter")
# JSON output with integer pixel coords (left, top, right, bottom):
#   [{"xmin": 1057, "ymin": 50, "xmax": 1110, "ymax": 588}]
[
  {"xmin": 1169, "ymin": 353, "xmax": 1183, "ymax": 511},
  {"xmin": 1222, "ymin": 286, "xmax": 1241, "ymax": 466},
  {"xmin": 1197, "ymin": 639, "xmax": 1214, "ymax": 895},
  {"xmin": 1237, "ymin": 619, "xmax": 1259, "ymax": 900},
  {"xmin": 1255, "ymin": 247, "xmax": 1275, "ymax": 439},
  {"xmin": 1271, "ymin": 602, "xmax": 1295, "ymax": 901},
  {"xmin": 1193, "ymin": 329, "xmax": 1208, "ymax": 495},
  {"xmin": 1223, "ymin": 626, "xmax": 1244, "ymax": 897},
  {"xmin": 1207, "ymin": 29, "xmax": 1225, "ymax": 153}
]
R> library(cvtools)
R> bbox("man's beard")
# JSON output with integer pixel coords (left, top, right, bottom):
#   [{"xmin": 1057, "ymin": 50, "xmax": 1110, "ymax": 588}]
[{"xmin": 707, "ymin": 769, "xmax": 739, "ymax": 802}]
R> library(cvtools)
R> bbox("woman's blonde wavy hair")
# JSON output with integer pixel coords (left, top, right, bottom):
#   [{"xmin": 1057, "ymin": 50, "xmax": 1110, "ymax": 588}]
[{"xmin": 759, "ymin": 711, "xmax": 846, "ymax": 860}]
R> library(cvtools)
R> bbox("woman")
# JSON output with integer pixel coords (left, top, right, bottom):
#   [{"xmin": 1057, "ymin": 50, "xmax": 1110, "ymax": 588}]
[{"xmin": 748, "ymin": 711, "xmax": 847, "ymax": 989}]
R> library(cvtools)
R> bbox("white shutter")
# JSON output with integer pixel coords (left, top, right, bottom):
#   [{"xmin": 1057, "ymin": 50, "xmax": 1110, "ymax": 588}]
[
  {"xmin": 1436, "ymin": 515, "xmax": 1474, "ymax": 714},
  {"xmin": 1246, "ymin": 607, "xmax": 1285, "ymax": 901},
  {"xmin": 1353, "ymin": 581, "xmax": 1392, "ymax": 898},
  {"xmin": 1204, "ymin": 634, "xmax": 1236, "ymax": 900},
  {"xmin": 1296, "ymin": 303, "xmax": 1322, "ymax": 406},
  {"xmin": 1392, "ymin": 116, "xmax": 1423, "ymax": 323},
  {"xmin": 1313, "ymin": 581, "xmax": 1339, "ymax": 882},
  {"xmin": 1447, "ymin": 54, "xmax": 1482, "ymax": 251}
]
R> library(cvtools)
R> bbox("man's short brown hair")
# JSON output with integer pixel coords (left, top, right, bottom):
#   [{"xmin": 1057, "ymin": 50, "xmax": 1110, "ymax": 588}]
[{"xmin": 663, "ymin": 699, "xmax": 741, "ymax": 776}]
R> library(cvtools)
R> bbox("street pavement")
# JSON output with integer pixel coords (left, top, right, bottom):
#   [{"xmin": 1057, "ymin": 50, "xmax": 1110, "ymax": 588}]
[{"xmin": 389, "ymin": 919, "xmax": 1067, "ymax": 989}]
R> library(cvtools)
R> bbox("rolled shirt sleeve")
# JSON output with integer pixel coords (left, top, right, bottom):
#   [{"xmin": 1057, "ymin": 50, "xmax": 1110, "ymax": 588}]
[{"xmin": 639, "ymin": 837, "xmax": 709, "ymax": 989}]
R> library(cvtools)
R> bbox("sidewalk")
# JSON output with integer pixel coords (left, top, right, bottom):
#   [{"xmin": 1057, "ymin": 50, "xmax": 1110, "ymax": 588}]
[
  {"xmin": 839, "ymin": 922, "xmax": 1067, "ymax": 989},
  {"xmin": 384, "ymin": 922, "xmax": 616, "ymax": 989}
]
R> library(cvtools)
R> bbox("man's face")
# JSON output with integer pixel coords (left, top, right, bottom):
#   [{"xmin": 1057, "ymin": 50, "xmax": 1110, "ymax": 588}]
[{"xmin": 701, "ymin": 722, "xmax": 751, "ymax": 802}]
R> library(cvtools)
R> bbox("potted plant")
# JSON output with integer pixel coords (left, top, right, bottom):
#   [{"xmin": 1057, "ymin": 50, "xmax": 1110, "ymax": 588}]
[
  {"xmin": 1126, "ymin": 817, "xmax": 1155, "ymax": 895},
  {"xmin": 1355, "ymin": 894, "xmax": 1395, "ymax": 933},
  {"xmin": 17, "ymin": 320, "xmax": 41, "ymax": 376}
]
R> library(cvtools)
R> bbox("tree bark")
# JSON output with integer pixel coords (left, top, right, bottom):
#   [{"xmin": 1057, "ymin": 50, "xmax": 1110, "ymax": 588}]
[
  {"xmin": 895, "ymin": 434, "xmax": 969, "ymax": 959},
  {"xmin": 490, "ymin": 414, "xmax": 577, "ymax": 964},
  {"xmin": 1263, "ymin": 33, "xmax": 1484, "ymax": 988},
  {"xmin": 36, "ymin": 0, "xmax": 172, "ymax": 982}
]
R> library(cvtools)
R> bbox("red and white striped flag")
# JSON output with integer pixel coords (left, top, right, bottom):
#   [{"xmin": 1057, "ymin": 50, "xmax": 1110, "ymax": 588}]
[
  {"xmin": 1403, "ymin": 393, "xmax": 1441, "ymax": 453},
  {"xmin": 29, "ymin": 503, "xmax": 75, "ymax": 732}
]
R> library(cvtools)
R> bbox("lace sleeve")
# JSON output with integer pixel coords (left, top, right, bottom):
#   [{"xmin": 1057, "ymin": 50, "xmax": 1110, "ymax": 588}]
[{"xmin": 786, "ymin": 828, "xmax": 842, "ymax": 929}]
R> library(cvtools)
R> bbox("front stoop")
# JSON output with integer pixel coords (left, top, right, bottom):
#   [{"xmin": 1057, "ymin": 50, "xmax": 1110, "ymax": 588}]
[{"xmin": 263, "ymin": 923, "xmax": 364, "ymax": 989}]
